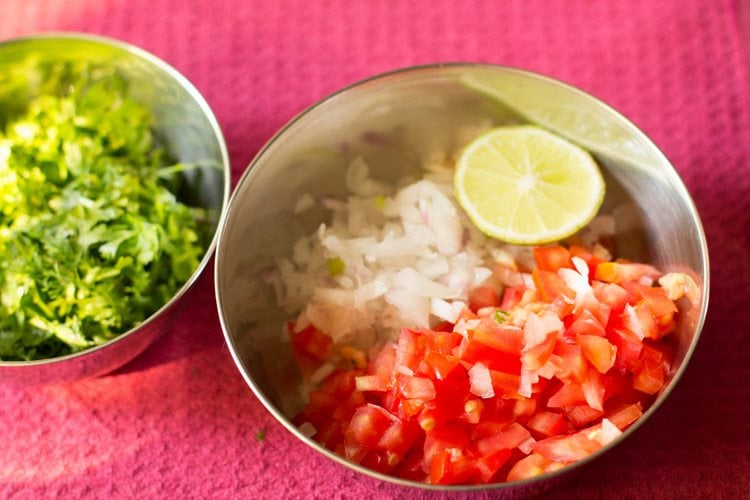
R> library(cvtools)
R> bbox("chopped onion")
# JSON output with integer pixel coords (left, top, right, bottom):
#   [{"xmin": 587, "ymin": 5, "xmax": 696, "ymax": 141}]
[{"xmin": 468, "ymin": 362, "xmax": 495, "ymax": 399}]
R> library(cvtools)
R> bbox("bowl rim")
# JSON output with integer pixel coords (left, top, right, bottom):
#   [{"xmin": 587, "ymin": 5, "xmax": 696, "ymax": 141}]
[
  {"xmin": 215, "ymin": 62, "xmax": 710, "ymax": 491},
  {"xmin": 0, "ymin": 31, "xmax": 231, "ymax": 368}
]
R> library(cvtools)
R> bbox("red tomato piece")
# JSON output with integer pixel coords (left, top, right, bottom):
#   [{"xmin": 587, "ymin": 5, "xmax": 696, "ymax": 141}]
[
  {"xmin": 475, "ymin": 422, "xmax": 531, "ymax": 456},
  {"xmin": 507, "ymin": 453, "xmax": 554, "ymax": 482},
  {"xmin": 521, "ymin": 333, "xmax": 557, "ymax": 371},
  {"xmin": 500, "ymin": 286, "xmax": 523, "ymax": 310},
  {"xmin": 564, "ymin": 405, "xmax": 604, "ymax": 427},
  {"xmin": 396, "ymin": 328, "xmax": 428, "ymax": 372},
  {"xmin": 569, "ymin": 245, "xmax": 604, "ymax": 276},
  {"xmin": 527, "ymin": 411, "xmax": 569, "ymax": 438},
  {"xmin": 468, "ymin": 285, "xmax": 501, "ymax": 312},
  {"xmin": 430, "ymin": 365, "xmax": 471, "ymax": 422},
  {"xmin": 460, "ymin": 336, "xmax": 522, "ymax": 374},
  {"xmin": 424, "ymin": 350, "xmax": 460, "ymax": 380},
  {"xmin": 606, "ymin": 403, "xmax": 643, "ymax": 430},
  {"xmin": 346, "ymin": 404, "xmax": 397, "ymax": 448},
  {"xmin": 594, "ymin": 261, "xmax": 662, "ymax": 284},
  {"xmin": 632, "ymin": 357, "xmax": 665, "ymax": 394},
  {"xmin": 331, "ymin": 390, "xmax": 367, "ymax": 421},
  {"xmin": 532, "ymin": 268, "xmax": 575, "ymax": 303},
  {"xmin": 577, "ymin": 334, "xmax": 617, "ymax": 374},
  {"xmin": 489, "ymin": 370, "xmax": 522, "ymax": 399},
  {"xmin": 398, "ymin": 375, "xmax": 437, "ymax": 400},
  {"xmin": 355, "ymin": 375, "xmax": 389, "ymax": 392},
  {"xmin": 567, "ymin": 308, "xmax": 607, "ymax": 338},
  {"xmin": 474, "ymin": 449, "xmax": 513, "ymax": 483},
  {"xmin": 532, "ymin": 431, "xmax": 602, "ymax": 464},
  {"xmin": 472, "ymin": 317, "xmax": 524, "ymax": 354},
  {"xmin": 289, "ymin": 323, "xmax": 334, "ymax": 375},
  {"xmin": 513, "ymin": 396, "xmax": 539, "ymax": 420},
  {"xmin": 534, "ymin": 245, "xmax": 572, "ymax": 272},
  {"xmin": 422, "ymin": 424, "xmax": 470, "ymax": 472},
  {"xmin": 606, "ymin": 328, "xmax": 643, "ymax": 371},
  {"xmin": 377, "ymin": 418, "xmax": 420, "ymax": 457},
  {"xmin": 581, "ymin": 368, "xmax": 605, "ymax": 411},
  {"xmin": 547, "ymin": 382, "xmax": 587, "ymax": 408},
  {"xmin": 429, "ymin": 448, "xmax": 475, "ymax": 485},
  {"xmin": 593, "ymin": 282, "xmax": 629, "ymax": 316},
  {"xmin": 551, "ymin": 343, "xmax": 587, "ymax": 383}
]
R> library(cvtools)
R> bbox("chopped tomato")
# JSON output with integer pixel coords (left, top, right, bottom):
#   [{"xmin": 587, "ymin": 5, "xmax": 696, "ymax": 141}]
[
  {"xmin": 527, "ymin": 411, "xmax": 569, "ymax": 438},
  {"xmin": 532, "ymin": 431, "xmax": 602, "ymax": 464},
  {"xmin": 594, "ymin": 261, "xmax": 662, "ymax": 284},
  {"xmin": 533, "ymin": 268, "xmax": 575, "ymax": 303},
  {"xmin": 474, "ymin": 422, "xmax": 531, "ymax": 456},
  {"xmin": 293, "ymin": 244, "xmax": 681, "ymax": 486},
  {"xmin": 289, "ymin": 323, "xmax": 334, "ymax": 375},
  {"xmin": 577, "ymin": 334, "xmax": 617, "ymax": 374},
  {"xmin": 471, "ymin": 318, "xmax": 524, "ymax": 354},
  {"xmin": 468, "ymin": 285, "xmax": 501, "ymax": 312},
  {"xmin": 507, "ymin": 453, "xmax": 561, "ymax": 482},
  {"xmin": 500, "ymin": 286, "xmax": 524, "ymax": 310},
  {"xmin": 346, "ymin": 404, "xmax": 396, "ymax": 449},
  {"xmin": 606, "ymin": 403, "xmax": 643, "ymax": 430},
  {"xmin": 564, "ymin": 405, "xmax": 604, "ymax": 427},
  {"xmin": 534, "ymin": 245, "xmax": 572, "ymax": 272}
]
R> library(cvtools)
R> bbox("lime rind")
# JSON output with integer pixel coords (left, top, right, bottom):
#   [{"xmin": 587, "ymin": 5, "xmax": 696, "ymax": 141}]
[{"xmin": 454, "ymin": 125, "xmax": 605, "ymax": 245}]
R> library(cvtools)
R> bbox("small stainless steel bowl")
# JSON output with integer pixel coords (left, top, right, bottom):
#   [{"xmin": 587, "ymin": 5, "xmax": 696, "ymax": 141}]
[
  {"xmin": 0, "ymin": 33, "xmax": 230, "ymax": 386},
  {"xmin": 215, "ymin": 64, "xmax": 709, "ymax": 491}
]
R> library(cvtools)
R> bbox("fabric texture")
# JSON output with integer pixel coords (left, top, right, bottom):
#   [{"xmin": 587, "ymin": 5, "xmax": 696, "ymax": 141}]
[{"xmin": 1, "ymin": 1, "xmax": 748, "ymax": 498}]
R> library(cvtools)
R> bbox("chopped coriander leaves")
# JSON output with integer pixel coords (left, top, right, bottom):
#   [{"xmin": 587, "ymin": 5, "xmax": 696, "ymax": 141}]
[
  {"xmin": 326, "ymin": 257, "xmax": 345, "ymax": 277},
  {"xmin": 0, "ymin": 60, "xmax": 208, "ymax": 361},
  {"xmin": 256, "ymin": 429, "xmax": 266, "ymax": 442},
  {"xmin": 493, "ymin": 309, "xmax": 509, "ymax": 324}
]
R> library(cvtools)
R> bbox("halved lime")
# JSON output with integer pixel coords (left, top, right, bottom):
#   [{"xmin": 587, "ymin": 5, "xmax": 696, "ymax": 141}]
[{"xmin": 454, "ymin": 125, "xmax": 605, "ymax": 245}]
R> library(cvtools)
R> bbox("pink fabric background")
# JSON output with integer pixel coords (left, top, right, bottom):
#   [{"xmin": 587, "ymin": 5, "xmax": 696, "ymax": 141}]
[{"xmin": 1, "ymin": 1, "xmax": 749, "ymax": 498}]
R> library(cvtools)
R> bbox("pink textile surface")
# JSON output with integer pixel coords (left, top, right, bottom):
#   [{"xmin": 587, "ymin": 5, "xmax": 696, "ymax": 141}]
[{"xmin": 1, "ymin": 0, "xmax": 749, "ymax": 498}]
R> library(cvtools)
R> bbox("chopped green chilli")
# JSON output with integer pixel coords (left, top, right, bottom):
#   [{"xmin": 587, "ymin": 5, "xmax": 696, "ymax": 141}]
[{"xmin": 0, "ymin": 60, "xmax": 209, "ymax": 361}]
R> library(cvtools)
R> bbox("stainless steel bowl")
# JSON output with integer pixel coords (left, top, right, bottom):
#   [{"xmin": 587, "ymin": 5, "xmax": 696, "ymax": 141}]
[
  {"xmin": 0, "ymin": 33, "xmax": 230, "ymax": 386},
  {"xmin": 215, "ymin": 64, "xmax": 709, "ymax": 491}
]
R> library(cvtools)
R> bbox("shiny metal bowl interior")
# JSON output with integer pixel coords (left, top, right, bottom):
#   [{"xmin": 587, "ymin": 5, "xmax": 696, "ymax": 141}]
[
  {"xmin": 215, "ymin": 64, "xmax": 709, "ymax": 491},
  {"xmin": 0, "ymin": 33, "xmax": 230, "ymax": 386}
]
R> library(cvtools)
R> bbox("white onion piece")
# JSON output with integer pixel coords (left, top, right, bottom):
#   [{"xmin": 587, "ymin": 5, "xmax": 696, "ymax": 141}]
[{"xmin": 468, "ymin": 362, "xmax": 495, "ymax": 399}]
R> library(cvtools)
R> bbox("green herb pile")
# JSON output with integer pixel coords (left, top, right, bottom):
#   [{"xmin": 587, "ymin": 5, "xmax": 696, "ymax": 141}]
[{"xmin": 0, "ymin": 60, "xmax": 208, "ymax": 361}]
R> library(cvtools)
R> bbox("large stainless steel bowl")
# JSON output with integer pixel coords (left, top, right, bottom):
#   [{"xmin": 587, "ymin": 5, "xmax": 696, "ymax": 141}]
[
  {"xmin": 0, "ymin": 33, "xmax": 230, "ymax": 386},
  {"xmin": 215, "ymin": 64, "xmax": 709, "ymax": 492}
]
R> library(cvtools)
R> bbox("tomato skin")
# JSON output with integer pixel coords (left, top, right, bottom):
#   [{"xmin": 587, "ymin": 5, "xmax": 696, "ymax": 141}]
[
  {"xmin": 606, "ymin": 403, "xmax": 643, "ymax": 430},
  {"xmin": 468, "ymin": 285, "xmax": 501, "ymax": 312},
  {"xmin": 533, "ymin": 268, "xmax": 575, "ymax": 303},
  {"xmin": 564, "ymin": 405, "xmax": 604, "ymax": 427},
  {"xmin": 471, "ymin": 318, "xmax": 524, "ymax": 354},
  {"xmin": 527, "ymin": 411, "xmax": 569, "ymax": 438},
  {"xmin": 569, "ymin": 245, "xmax": 603, "ymax": 276},
  {"xmin": 289, "ymin": 323, "xmax": 334, "ymax": 375},
  {"xmin": 500, "ymin": 286, "xmax": 523, "ymax": 310},
  {"xmin": 577, "ymin": 334, "xmax": 617, "ymax": 374},
  {"xmin": 460, "ymin": 336, "xmax": 522, "ymax": 375},
  {"xmin": 606, "ymin": 327, "xmax": 643, "ymax": 371},
  {"xmin": 474, "ymin": 422, "xmax": 531, "ymax": 456},
  {"xmin": 547, "ymin": 382, "xmax": 587, "ymax": 408},
  {"xmin": 593, "ymin": 282, "xmax": 629, "ymax": 316},
  {"xmin": 507, "ymin": 453, "xmax": 555, "ymax": 482},
  {"xmin": 398, "ymin": 375, "xmax": 437, "ymax": 400},
  {"xmin": 346, "ymin": 404, "xmax": 396, "ymax": 449},
  {"xmin": 532, "ymin": 431, "xmax": 602, "ymax": 464},
  {"xmin": 474, "ymin": 449, "xmax": 512, "ymax": 483},
  {"xmin": 534, "ymin": 245, "xmax": 572, "ymax": 272},
  {"xmin": 295, "ymin": 245, "xmax": 681, "ymax": 486}
]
